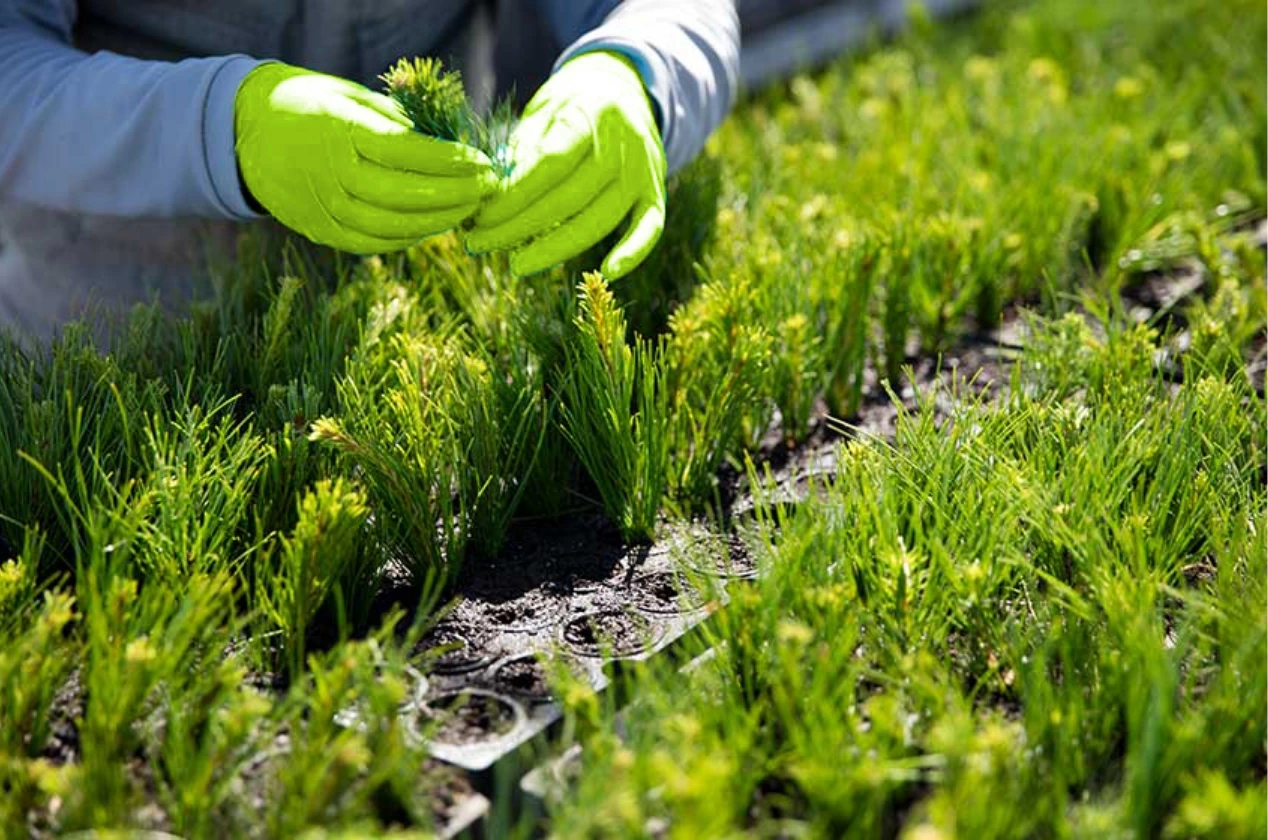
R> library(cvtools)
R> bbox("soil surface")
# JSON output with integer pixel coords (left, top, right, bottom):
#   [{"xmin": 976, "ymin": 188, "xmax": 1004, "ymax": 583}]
[
  {"xmin": 420, "ymin": 691, "xmax": 521, "ymax": 745},
  {"xmin": 563, "ymin": 609, "xmax": 663, "ymax": 658},
  {"xmin": 415, "ymin": 622, "xmax": 499, "ymax": 675},
  {"xmin": 456, "ymin": 513, "xmax": 634, "ymax": 600},
  {"xmin": 628, "ymin": 570, "xmax": 709, "ymax": 614},
  {"xmin": 483, "ymin": 655, "xmax": 555, "ymax": 701}
]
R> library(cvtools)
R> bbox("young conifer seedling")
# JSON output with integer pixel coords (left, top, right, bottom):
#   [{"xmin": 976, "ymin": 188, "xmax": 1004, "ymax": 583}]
[
  {"xmin": 255, "ymin": 479, "xmax": 369, "ymax": 679},
  {"xmin": 560, "ymin": 272, "xmax": 670, "ymax": 542},
  {"xmin": 381, "ymin": 57, "xmax": 514, "ymax": 178}
]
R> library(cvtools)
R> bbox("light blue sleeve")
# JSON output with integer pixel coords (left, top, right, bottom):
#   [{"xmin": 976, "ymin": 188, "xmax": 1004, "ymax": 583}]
[
  {"xmin": 0, "ymin": 0, "xmax": 265, "ymax": 219},
  {"xmin": 538, "ymin": 0, "xmax": 740, "ymax": 175}
]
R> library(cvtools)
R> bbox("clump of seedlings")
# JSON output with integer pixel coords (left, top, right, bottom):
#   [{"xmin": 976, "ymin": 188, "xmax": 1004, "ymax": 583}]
[
  {"xmin": 310, "ymin": 338, "xmax": 469, "ymax": 595},
  {"xmin": 381, "ymin": 56, "xmax": 514, "ymax": 178},
  {"xmin": 253, "ymin": 478, "xmax": 369, "ymax": 678},
  {"xmin": 664, "ymin": 277, "xmax": 773, "ymax": 504},
  {"xmin": 560, "ymin": 272, "xmax": 670, "ymax": 543}
]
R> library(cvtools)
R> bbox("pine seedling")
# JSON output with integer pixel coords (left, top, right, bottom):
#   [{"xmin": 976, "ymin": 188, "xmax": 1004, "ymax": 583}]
[
  {"xmin": 772, "ymin": 311, "xmax": 822, "ymax": 443},
  {"xmin": 667, "ymin": 323, "xmax": 770, "ymax": 505},
  {"xmin": 309, "ymin": 356, "xmax": 465, "ymax": 597},
  {"xmin": 311, "ymin": 321, "xmax": 527, "ymax": 588},
  {"xmin": 254, "ymin": 479, "xmax": 369, "ymax": 678},
  {"xmin": 560, "ymin": 273, "xmax": 670, "ymax": 542},
  {"xmin": 664, "ymin": 277, "xmax": 772, "ymax": 505},
  {"xmin": 459, "ymin": 355, "xmax": 547, "ymax": 557},
  {"xmin": 381, "ymin": 57, "xmax": 468, "ymax": 145},
  {"xmin": 820, "ymin": 229, "xmax": 881, "ymax": 418},
  {"xmin": 134, "ymin": 402, "xmax": 271, "ymax": 585},
  {"xmin": 381, "ymin": 56, "xmax": 514, "ymax": 178}
]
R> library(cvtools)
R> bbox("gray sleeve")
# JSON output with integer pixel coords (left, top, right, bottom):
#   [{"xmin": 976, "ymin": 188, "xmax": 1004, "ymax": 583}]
[
  {"xmin": 540, "ymin": 0, "xmax": 740, "ymax": 174},
  {"xmin": 0, "ymin": 0, "xmax": 265, "ymax": 219}
]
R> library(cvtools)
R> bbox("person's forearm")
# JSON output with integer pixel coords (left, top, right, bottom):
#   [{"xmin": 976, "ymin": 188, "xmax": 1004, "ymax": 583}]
[
  {"xmin": 0, "ymin": 17, "xmax": 263, "ymax": 218},
  {"xmin": 550, "ymin": 0, "xmax": 739, "ymax": 174}
]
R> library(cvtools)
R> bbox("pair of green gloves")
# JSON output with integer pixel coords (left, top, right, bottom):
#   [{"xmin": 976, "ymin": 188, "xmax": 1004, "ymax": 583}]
[{"xmin": 234, "ymin": 52, "xmax": 666, "ymax": 279}]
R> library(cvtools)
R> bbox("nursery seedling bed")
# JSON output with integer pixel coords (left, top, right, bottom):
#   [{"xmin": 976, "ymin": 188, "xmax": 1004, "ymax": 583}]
[
  {"xmin": 515, "ymin": 284, "xmax": 1249, "ymax": 813},
  {"xmin": 23, "ymin": 247, "xmax": 1258, "ymax": 836},
  {"xmin": 410, "ymin": 325, "xmax": 1025, "ymax": 808}
]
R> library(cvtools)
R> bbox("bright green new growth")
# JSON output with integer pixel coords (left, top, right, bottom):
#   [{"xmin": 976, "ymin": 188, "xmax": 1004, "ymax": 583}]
[
  {"xmin": 381, "ymin": 56, "xmax": 514, "ymax": 178},
  {"xmin": 380, "ymin": 57, "xmax": 468, "ymax": 143},
  {"xmin": 664, "ymin": 277, "xmax": 773, "ymax": 501},
  {"xmin": 254, "ymin": 479, "xmax": 369, "ymax": 678},
  {"xmin": 561, "ymin": 272, "xmax": 669, "ymax": 542},
  {"xmin": 308, "ymin": 277, "xmax": 545, "ymax": 588}
]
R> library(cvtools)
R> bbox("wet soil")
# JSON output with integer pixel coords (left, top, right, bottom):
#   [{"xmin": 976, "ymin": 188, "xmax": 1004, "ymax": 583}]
[
  {"xmin": 484, "ymin": 655, "xmax": 554, "ymax": 700},
  {"xmin": 562, "ymin": 609, "xmax": 663, "ymax": 658},
  {"xmin": 420, "ymin": 691, "xmax": 521, "ymax": 745},
  {"xmin": 627, "ymin": 571, "xmax": 709, "ymax": 614},
  {"xmin": 415, "ymin": 622, "xmax": 499, "ymax": 675}
]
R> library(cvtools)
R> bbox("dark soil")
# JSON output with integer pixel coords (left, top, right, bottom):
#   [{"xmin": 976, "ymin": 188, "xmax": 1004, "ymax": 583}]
[
  {"xmin": 435, "ymin": 514, "xmax": 650, "ymax": 643},
  {"xmin": 41, "ymin": 670, "xmax": 84, "ymax": 765},
  {"xmin": 415, "ymin": 622, "xmax": 498, "ymax": 675},
  {"xmin": 454, "ymin": 513, "xmax": 634, "ymax": 600},
  {"xmin": 484, "ymin": 655, "xmax": 555, "ymax": 701},
  {"xmin": 420, "ymin": 691, "xmax": 521, "ymax": 745},
  {"xmin": 627, "ymin": 571, "xmax": 708, "ymax": 614},
  {"xmin": 453, "ymin": 587, "xmax": 564, "ymax": 633},
  {"xmin": 562, "ymin": 609, "xmax": 663, "ymax": 658}
]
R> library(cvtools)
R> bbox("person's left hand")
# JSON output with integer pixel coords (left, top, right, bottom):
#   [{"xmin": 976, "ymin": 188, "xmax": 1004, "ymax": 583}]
[{"xmin": 464, "ymin": 51, "xmax": 666, "ymax": 279}]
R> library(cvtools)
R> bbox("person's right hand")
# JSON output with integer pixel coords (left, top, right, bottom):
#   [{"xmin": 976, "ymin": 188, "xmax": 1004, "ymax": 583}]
[{"xmin": 234, "ymin": 63, "xmax": 494, "ymax": 254}]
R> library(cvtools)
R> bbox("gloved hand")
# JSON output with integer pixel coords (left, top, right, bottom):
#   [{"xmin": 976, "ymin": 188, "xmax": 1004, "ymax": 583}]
[
  {"xmin": 464, "ymin": 51, "xmax": 667, "ymax": 278},
  {"xmin": 234, "ymin": 63, "xmax": 494, "ymax": 254}
]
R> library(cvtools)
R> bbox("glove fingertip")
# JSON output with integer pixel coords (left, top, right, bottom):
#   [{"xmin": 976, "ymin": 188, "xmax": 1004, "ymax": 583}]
[
  {"xmin": 601, "ymin": 259, "xmax": 626, "ymax": 280},
  {"xmin": 509, "ymin": 251, "xmax": 547, "ymax": 279}
]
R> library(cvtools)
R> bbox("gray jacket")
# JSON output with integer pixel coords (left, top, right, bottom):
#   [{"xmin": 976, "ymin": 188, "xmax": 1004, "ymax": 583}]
[{"xmin": 0, "ymin": 0, "xmax": 738, "ymax": 341}]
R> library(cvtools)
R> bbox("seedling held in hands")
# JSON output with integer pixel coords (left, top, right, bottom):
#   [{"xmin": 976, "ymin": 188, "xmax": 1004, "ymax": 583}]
[{"xmin": 381, "ymin": 56, "xmax": 514, "ymax": 179}]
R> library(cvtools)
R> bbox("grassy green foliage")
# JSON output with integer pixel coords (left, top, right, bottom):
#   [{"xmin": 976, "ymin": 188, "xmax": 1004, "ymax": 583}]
[
  {"xmin": 254, "ymin": 479, "xmax": 370, "ymax": 677},
  {"xmin": 561, "ymin": 273, "xmax": 670, "ymax": 540},
  {"xmin": 548, "ymin": 320, "xmax": 1266, "ymax": 837},
  {"xmin": 0, "ymin": 0, "xmax": 1262, "ymax": 835},
  {"xmin": 664, "ymin": 278, "xmax": 773, "ymax": 498}
]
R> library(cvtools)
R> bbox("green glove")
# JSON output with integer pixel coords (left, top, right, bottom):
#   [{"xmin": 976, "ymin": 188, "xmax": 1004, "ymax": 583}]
[
  {"xmin": 234, "ymin": 63, "xmax": 494, "ymax": 255},
  {"xmin": 465, "ymin": 51, "xmax": 667, "ymax": 278}
]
